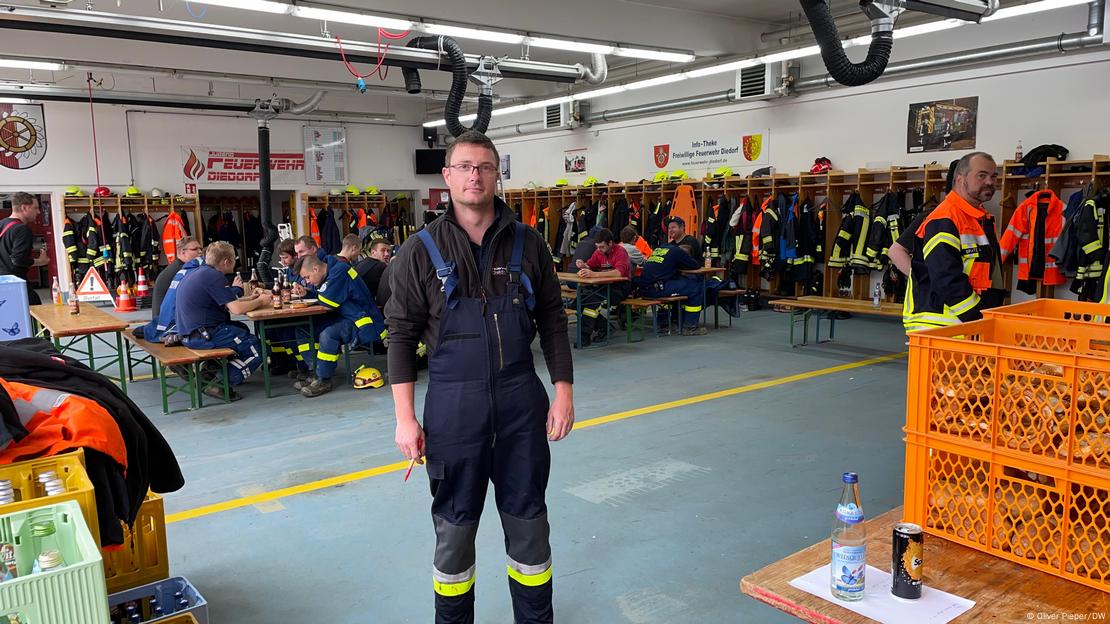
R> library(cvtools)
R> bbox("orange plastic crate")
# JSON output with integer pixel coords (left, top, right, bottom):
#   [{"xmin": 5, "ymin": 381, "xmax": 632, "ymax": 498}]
[
  {"xmin": 159, "ymin": 615, "xmax": 198, "ymax": 624},
  {"xmin": 906, "ymin": 317, "xmax": 1110, "ymax": 480},
  {"xmin": 903, "ymin": 436, "xmax": 1110, "ymax": 592},
  {"xmin": 983, "ymin": 299, "xmax": 1110, "ymax": 327},
  {"xmin": 0, "ymin": 449, "xmax": 100, "ymax": 544},
  {"xmin": 103, "ymin": 491, "xmax": 170, "ymax": 593}
]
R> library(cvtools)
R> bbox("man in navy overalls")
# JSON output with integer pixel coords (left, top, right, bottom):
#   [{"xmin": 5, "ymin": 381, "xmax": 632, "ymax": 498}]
[{"xmin": 387, "ymin": 131, "xmax": 575, "ymax": 624}]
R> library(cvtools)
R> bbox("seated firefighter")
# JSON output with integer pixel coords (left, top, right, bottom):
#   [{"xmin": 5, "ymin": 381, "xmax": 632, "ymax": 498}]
[
  {"xmin": 632, "ymin": 243, "xmax": 708, "ymax": 336},
  {"xmin": 573, "ymin": 228, "xmax": 630, "ymax": 346},
  {"xmin": 291, "ymin": 253, "xmax": 388, "ymax": 397}
]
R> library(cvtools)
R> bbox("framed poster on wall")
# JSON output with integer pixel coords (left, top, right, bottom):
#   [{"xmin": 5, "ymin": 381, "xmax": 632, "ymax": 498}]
[
  {"xmin": 564, "ymin": 148, "xmax": 586, "ymax": 174},
  {"xmin": 907, "ymin": 97, "xmax": 978, "ymax": 153},
  {"xmin": 303, "ymin": 125, "xmax": 348, "ymax": 185}
]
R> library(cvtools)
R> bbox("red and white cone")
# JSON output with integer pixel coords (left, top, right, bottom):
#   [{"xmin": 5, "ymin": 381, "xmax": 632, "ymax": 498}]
[
  {"xmin": 135, "ymin": 268, "xmax": 151, "ymax": 308},
  {"xmin": 115, "ymin": 280, "xmax": 137, "ymax": 312}
]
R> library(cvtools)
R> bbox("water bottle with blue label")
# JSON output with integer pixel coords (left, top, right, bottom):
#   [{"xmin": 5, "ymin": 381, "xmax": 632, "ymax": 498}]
[{"xmin": 831, "ymin": 472, "xmax": 866, "ymax": 601}]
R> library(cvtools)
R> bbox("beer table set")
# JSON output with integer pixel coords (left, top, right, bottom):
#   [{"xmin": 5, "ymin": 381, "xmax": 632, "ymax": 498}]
[
  {"xmin": 246, "ymin": 302, "xmax": 329, "ymax": 398},
  {"xmin": 29, "ymin": 303, "xmax": 129, "ymax": 391},
  {"xmin": 680, "ymin": 265, "xmax": 727, "ymax": 325},
  {"xmin": 557, "ymin": 272, "xmax": 627, "ymax": 348},
  {"xmin": 740, "ymin": 506, "xmax": 1110, "ymax": 623}
]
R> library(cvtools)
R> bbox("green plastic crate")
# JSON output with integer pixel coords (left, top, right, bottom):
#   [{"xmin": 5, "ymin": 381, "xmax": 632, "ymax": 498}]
[{"xmin": 0, "ymin": 500, "xmax": 110, "ymax": 624}]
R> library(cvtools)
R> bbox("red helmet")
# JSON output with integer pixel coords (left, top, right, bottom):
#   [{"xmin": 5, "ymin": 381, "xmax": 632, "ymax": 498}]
[
  {"xmin": 93, "ymin": 186, "xmax": 112, "ymax": 198},
  {"xmin": 810, "ymin": 157, "xmax": 832, "ymax": 174}
]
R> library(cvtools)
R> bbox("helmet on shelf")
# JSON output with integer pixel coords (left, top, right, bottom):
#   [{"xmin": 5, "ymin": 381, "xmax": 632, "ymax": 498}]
[
  {"xmin": 93, "ymin": 186, "xmax": 112, "ymax": 198},
  {"xmin": 64, "ymin": 186, "xmax": 86, "ymax": 197},
  {"xmin": 125, "ymin": 186, "xmax": 143, "ymax": 197}
]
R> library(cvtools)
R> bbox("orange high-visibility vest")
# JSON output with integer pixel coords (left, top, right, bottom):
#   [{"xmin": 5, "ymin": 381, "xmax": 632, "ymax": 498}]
[{"xmin": 1000, "ymin": 190, "xmax": 1065, "ymax": 285}]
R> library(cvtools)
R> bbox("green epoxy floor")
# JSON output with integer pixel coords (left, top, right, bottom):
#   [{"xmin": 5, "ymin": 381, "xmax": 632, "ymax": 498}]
[{"xmin": 122, "ymin": 308, "xmax": 909, "ymax": 623}]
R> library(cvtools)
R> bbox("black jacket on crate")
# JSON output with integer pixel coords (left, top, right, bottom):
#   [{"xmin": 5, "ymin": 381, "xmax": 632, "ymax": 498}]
[{"xmin": 0, "ymin": 338, "xmax": 185, "ymax": 547}]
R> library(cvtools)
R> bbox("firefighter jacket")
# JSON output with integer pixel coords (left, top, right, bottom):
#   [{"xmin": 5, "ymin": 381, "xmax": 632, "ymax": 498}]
[
  {"xmin": 645, "ymin": 200, "xmax": 669, "ymax": 248},
  {"xmin": 999, "ymin": 190, "xmax": 1065, "ymax": 289},
  {"xmin": 60, "ymin": 216, "xmax": 84, "ymax": 279},
  {"xmin": 129, "ymin": 212, "xmax": 159, "ymax": 273},
  {"xmin": 243, "ymin": 212, "xmax": 263, "ymax": 261},
  {"xmin": 1072, "ymin": 189, "xmax": 1110, "ymax": 284},
  {"xmin": 111, "ymin": 213, "xmax": 134, "ymax": 284},
  {"xmin": 703, "ymin": 196, "xmax": 733, "ymax": 263},
  {"xmin": 318, "ymin": 207, "xmax": 343, "ymax": 255},
  {"xmin": 793, "ymin": 197, "xmax": 823, "ymax": 280},
  {"xmin": 828, "ymin": 193, "xmax": 871, "ymax": 273},
  {"xmin": 611, "ymin": 197, "xmax": 630, "ymax": 234},
  {"xmin": 864, "ymin": 192, "xmax": 901, "ymax": 271},
  {"xmin": 534, "ymin": 203, "xmax": 548, "ymax": 246},
  {"xmin": 903, "ymin": 191, "xmax": 996, "ymax": 332},
  {"xmin": 161, "ymin": 210, "xmax": 189, "ymax": 263},
  {"xmin": 629, "ymin": 200, "xmax": 642, "ymax": 233}
]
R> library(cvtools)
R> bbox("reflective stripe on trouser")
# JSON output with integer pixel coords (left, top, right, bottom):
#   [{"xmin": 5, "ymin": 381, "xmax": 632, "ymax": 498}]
[
  {"xmin": 580, "ymin": 281, "xmax": 629, "ymax": 337},
  {"xmin": 424, "ymin": 278, "xmax": 554, "ymax": 624},
  {"xmin": 644, "ymin": 276, "xmax": 703, "ymax": 328},
  {"xmin": 181, "ymin": 323, "xmax": 261, "ymax": 386}
]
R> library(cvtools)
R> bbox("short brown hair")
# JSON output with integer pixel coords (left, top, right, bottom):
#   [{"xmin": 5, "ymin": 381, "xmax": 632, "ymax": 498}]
[
  {"xmin": 445, "ymin": 131, "xmax": 499, "ymax": 167},
  {"xmin": 341, "ymin": 234, "xmax": 361, "ymax": 249},
  {"xmin": 177, "ymin": 236, "xmax": 199, "ymax": 251},
  {"xmin": 620, "ymin": 226, "xmax": 638, "ymax": 244},
  {"xmin": 11, "ymin": 192, "xmax": 35, "ymax": 208},
  {"xmin": 298, "ymin": 253, "xmax": 326, "ymax": 273},
  {"xmin": 595, "ymin": 228, "xmax": 614, "ymax": 244},
  {"xmin": 205, "ymin": 241, "xmax": 236, "ymax": 267},
  {"xmin": 295, "ymin": 235, "xmax": 318, "ymax": 251},
  {"xmin": 369, "ymin": 239, "xmax": 391, "ymax": 253},
  {"xmin": 277, "ymin": 239, "xmax": 295, "ymax": 257}
]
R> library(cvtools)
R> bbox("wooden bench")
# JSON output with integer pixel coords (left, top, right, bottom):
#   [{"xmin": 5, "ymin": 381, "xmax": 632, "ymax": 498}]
[
  {"xmin": 617, "ymin": 298, "xmax": 660, "ymax": 343},
  {"xmin": 769, "ymin": 295, "xmax": 902, "ymax": 347},
  {"xmin": 123, "ymin": 333, "xmax": 236, "ymax": 414},
  {"xmin": 651, "ymin": 295, "xmax": 689, "ymax": 336},
  {"xmin": 714, "ymin": 289, "xmax": 744, "ymax": 329}
]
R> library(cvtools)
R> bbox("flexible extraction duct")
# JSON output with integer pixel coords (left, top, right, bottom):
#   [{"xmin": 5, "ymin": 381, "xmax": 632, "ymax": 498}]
[
  {"xmin": 401, "ymin": 36, "xmax": 492, "ymax": 136},
  {"xmin": 576, "ymin": 53, "xmax": 609, "ymax": 85},
  {"xmin": 799, "ymin": 0, "xmax": 893, "ymax": 86}
]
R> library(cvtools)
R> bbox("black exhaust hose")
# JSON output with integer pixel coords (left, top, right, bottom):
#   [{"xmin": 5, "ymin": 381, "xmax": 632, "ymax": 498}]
[
  {"xmin": 404, "ymin": 35, "xmax": 493, "ymax": 136},
  {"xmin": 799, "ymin": 0, "xmax": 893, "ymax": 87},
  {"xmin": 402, "ymin": 66, "xmax": 422, "ymax": 94},
  {"xmin": 255, "ymin": 123, "xmax": 276, "ymax": 285}
]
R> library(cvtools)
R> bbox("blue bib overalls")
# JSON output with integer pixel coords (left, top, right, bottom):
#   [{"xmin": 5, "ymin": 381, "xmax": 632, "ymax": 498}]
[{"xmin": 418, "ymin": 222, "xmax": 554, "ymax": 624}]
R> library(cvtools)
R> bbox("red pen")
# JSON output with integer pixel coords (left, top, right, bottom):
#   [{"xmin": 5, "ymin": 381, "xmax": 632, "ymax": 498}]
[{"xmin": 403, "ymin": 458, "xmax": 416, "ymax": 482}]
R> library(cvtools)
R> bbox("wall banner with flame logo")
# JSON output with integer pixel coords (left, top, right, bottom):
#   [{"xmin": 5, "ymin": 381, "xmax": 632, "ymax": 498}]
[
  {"xmin": 181, "ymin": 145, "xmax": 306, "ymax": 190},
  {"xmin": 649, "ymin": 129, "xmax": 770, "ymax": 172}
]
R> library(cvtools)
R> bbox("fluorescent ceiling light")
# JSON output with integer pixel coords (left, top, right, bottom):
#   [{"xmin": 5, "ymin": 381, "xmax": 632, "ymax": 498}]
[
  {"xmin": 625, "ymin": 74, "xmax": 687, "ymax": 90},
  {"xmin": 293, "ymin": 6, "xmax": 414, "ymax": 31},
  {"xmin": 571, "ymin": 85, "xmax": 627, "ymax": 100},
  {"xmin": 491, "ymin": 104, "xmax": 534, "ymax": 116},
  {"xmin": 423, "ymin": 24, "xmax": 526, "ymax": 45},
  {"xmin": 0, "ymin": 59, "xmax": 64, "ymax": 71},
  {"xmin": 893, "ymin": 18, "xmax": 963, "ymax": 38},
  {"xmin": 0, "ymin": 97, "xmax": 31, "ymax": 104},
  {"xmin": 759, "ymin": 45, "xmax": 821, "ymax": 64},
  {"xmin": 422, "ymin": 119, "xmax": 447, "ymax": 127},
  {"xmin": 614, "ymin": 48, "xmax": 696, "ymax": 63},
  {"xmin": 683, "ymin": 59, "xmax": 760, "ymax": 78},
  {"xmin": 528, "ymin": 38, "xmax": 616, "ymax": 55},
  {"xmin": 187, "ymin": 0, "xmax": 291, "ymax": 14},
  {"xmin": 984, "ymin": 0, "xmax": 1090, "ymax": 21}
]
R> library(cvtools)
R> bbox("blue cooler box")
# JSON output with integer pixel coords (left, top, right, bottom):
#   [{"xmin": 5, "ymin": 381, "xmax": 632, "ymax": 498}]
[{"xmin": 0, "ymin": 275, "xmax": 32, "ymax": 341}]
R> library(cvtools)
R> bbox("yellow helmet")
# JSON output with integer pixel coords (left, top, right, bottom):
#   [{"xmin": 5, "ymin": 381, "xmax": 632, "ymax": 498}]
[
  {"xmin": 554, "ymin": 178, "xmax": 569, "ymax": 187},
  {"xmin": 652, "ymin": 171, "xmax": 669, "ymax": 183},
  {"xmin": 712, "ymin": 166, "xmax": 733, "ymax": 178},
  {"xmin": 345, "ymin": 184, "xmax": 360, "ymax": 195},
  {"xmin": 353, "ymin": 365, "xmax": 385, "ymax": 389},
  {"xmin": 669, "ymin": 170, "xmax": 689, "ymax": 181},
  {"xmin": 363, "ymin": 186, "xmax": 380, "ymax": 195},
  {"xmin": 583, "ymin": 176, "xmax": 599, "ymax": 186}
]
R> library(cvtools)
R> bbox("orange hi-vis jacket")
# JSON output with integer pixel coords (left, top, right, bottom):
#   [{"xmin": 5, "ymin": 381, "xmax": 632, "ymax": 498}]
[
  {"xmin": 903, "ymin": 191, "xmax": 995, "ymax": 332},
  {"xmin": 0, "ymin": 379, "xmax": 128, "ymax": 468},
  {"xmin": 999, "ymin": 190, "xmax": 1065, "ymax": 286},
  {"xmin": 309, "ymin": 208, "xmax": 321, "ymax": 246},
  {"xmin": 160, "ymin": 210, "xmax": 188, "ymax": 263}
]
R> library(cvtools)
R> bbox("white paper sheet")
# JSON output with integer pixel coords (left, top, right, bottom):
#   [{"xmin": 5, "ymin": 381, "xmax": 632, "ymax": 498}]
[{"xmin": 789, "ymin": 564, "xmax": 975, "ymax": 624}]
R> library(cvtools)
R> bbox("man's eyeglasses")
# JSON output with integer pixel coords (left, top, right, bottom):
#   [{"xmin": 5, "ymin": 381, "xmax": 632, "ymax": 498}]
[
  {"xmin": 449, "ymin": 163, "xmax": 499, "ymax": 176},
  {"xmin": 182, "ymin": 246, "xmax": 202, "ymax": 253}
]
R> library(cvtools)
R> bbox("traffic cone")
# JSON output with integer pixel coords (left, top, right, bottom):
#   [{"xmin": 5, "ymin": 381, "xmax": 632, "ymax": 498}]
[
  {"xmin": 115, "ymin": 280, "xmax": 137, "ymax": 312},
  {"xmin": 135, "ymin": 268, "xmax": 151, "ymax": 308}
]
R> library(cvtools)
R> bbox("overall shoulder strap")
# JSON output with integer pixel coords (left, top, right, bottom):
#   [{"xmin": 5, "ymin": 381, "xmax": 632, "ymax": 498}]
[
  {"xmin": 509, "ymin": 222, "xmax": 536, "ymax": 311},
  {"xmin": 417, "ymin": 229, "xmax": 459, "ymax": 309}
]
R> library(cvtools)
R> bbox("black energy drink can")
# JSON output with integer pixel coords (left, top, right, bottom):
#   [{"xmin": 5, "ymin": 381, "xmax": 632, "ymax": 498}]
[{"xmin": 892, "ymin": 522, "xmax": 923, "ymax": 599}]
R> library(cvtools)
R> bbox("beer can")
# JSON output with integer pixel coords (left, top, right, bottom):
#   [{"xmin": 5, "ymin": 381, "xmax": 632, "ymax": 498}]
[{"xmin": 892, "ymin": 522, "xmax": 923, "ymax": 599}]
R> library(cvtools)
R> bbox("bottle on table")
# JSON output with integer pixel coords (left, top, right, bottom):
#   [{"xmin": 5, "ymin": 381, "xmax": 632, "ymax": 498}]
[
  {"xmin": 248, "ymin": 268, "xmax": 261, "ymax": 294},
  {"xmin": 831, "ymin": 471, "xmax": 866, "ymax": 601},
  {"xmin": 281, "ymin": 274, "xmax": 291, "ymax": 305},
  {"xmin": 271, "ymin": 276, "xmax": 283, "ymax": 310},
  {"xmin": 68, "ymin": 283, "xmax": 80, "ymax": 315},
  {"xmin": 872, "ymin": 283, "xmax": 882, "ymax": 309},
  {"xmin": 51, "ymin": 276, "xmax": 62, "ymax": 305}
]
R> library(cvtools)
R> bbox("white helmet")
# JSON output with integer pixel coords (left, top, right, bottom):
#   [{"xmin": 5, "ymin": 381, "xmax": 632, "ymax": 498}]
[{"xmin": 150, "ymin": 188, "xmax": 165, "ymax": 198}]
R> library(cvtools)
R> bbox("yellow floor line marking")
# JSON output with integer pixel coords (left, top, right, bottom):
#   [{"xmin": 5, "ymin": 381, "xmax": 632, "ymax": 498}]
[
  {"xmin": 237, "ymin": 485, "xmax": 286, "ymax": 513},
  {"xmin": 166, "ymin": 351, "xmax": 906, "ymax": 525}
]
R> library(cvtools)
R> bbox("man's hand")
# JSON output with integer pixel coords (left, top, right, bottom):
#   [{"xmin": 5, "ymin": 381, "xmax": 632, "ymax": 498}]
[
  {"xmin": 292, "ymin": 283, "xmax": 307, "ymax": 297},
  {"xmin": 395, "ymin": 417, "xmax": 425, "ymax": 463},
  {"xmin": 577, "ymin": 268, "xmax": 593, "ymax": 278},
  {"xmin": 32, "ymin": 252, "xmax": 49, "ymax": 267},
  {"xmin": 547, "ymin": 381, "xmax": 574, "ymax": 442},
  {"xmin": 232, "ymin": 274, "xmax": 244, "ymax": 288},
  {"xmin": 575, "ymin": 259, "xmax": 587, "ymax": 269}
]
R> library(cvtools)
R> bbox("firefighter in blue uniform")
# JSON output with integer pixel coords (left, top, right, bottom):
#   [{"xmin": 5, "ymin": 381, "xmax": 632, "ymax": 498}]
[
  {"xmin": 387, "ymin": 131, "xmax": 575, "ymax": 624},
  {"xmin": 293, "ymin": 253, "xmax": 387, "ymax": 397},
  {"xmin": 633, "ymin": 241, "xmax": 709, "ymax": 335}
]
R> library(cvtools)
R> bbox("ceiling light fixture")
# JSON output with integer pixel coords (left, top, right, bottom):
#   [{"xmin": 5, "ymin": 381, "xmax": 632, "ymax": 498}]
[
  {"xmin": 423, "ymin": 24, "xmax": 526, "ymax": 45},
  {"xmin": 983, "ymin": 0, "xmax": 1091, "ymax": 21},
  {"xmin": 527, "ymin": 38, "xmax": 616, "ymax": 55},
  {"xmin": 186, "ymin": 0, "xmax": 291, "ymax": 14},
  {"xmin": 614, "ymin": 48, "xmax": 697, "ymax": 63},
  {"xmin": 624, "ymin": 74, "xmax": 687, "ymax": 90},
  {"xmin": 0, "ymin": 97, "xmax": 32, "ymax": 104},
  {"xmin": 683, "ymin": 59, "xmax": 761, "ymax": 78},
  {"xmin": 0, "ymin": 59, "xmax": 65, "ymax": 71},
  {"xmin": 292, "ymin": 6, "xmax": 415, "ymax": 31}
]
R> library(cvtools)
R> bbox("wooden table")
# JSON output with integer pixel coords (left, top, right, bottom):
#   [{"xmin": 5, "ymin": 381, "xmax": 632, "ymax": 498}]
[
  {"xmin": 771, "ymin": 296, "xmax": 903, "ymax": 346},
  {"xmin": 246, "ymin": 304, "xmax": 330, "ymax": 398},
  {"xmin": 681, "ymin": 266, "xmax": 728, "ymax": 325},
  {"xmin": 741, "ymin": 506, "xmax": 1110, "ymax": 623},
  {"xmin": 30, "ymin": 304, "xmax": 129, "ymax": 390},
  {"xmin": 557, "ymin": 272, "xmax": 628, "ymax": 349}
]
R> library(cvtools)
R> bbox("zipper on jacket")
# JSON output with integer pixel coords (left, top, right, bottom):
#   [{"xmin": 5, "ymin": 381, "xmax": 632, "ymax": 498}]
[{"xmin": 493, "ymin": 313, "xmax": 505, "ymax": 371}]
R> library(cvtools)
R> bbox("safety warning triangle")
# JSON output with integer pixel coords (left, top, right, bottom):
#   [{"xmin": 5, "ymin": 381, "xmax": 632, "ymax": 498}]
[{"xmin": 76, "ymin": 267, "xmax": 115, "ymax": 303}]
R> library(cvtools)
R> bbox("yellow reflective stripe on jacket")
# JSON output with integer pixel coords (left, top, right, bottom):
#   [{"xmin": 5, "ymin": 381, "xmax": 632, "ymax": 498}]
[
  {"xmin": 347, "ymin": 267, "xmax": 358, "ymax": 280},
  {"xmin": 948, "ymin": 292, "xmax": 980, "ymax": 316},
  {"xmin": 1083, "ymin": 240, "xmax": 1103, "ymax": 255},
  {"xmin": 923, "ymin": 231, "xmax": 960, "ymax": 258},
  {"xmin": 317, "ymin": 351, "xmax": 340, "ymax": 362},
  {"xmin": 355, "ymin": 316, "xmax": 374, "ymax": 327},
  {"xmin": 318, "ymin": 294, "xmax": 339, "ymax": 308}
]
